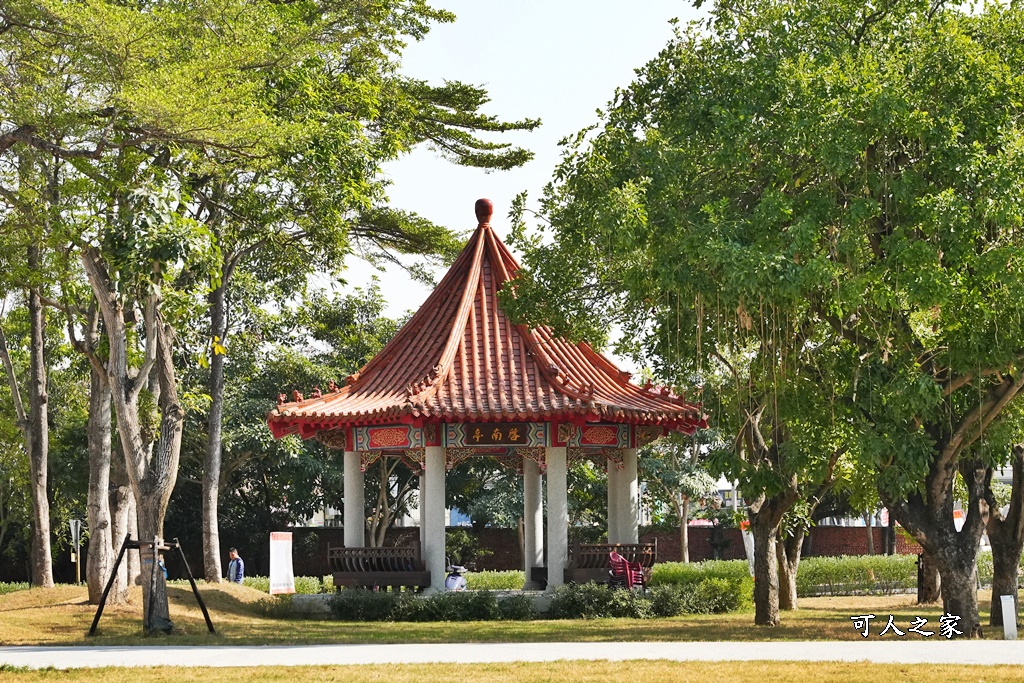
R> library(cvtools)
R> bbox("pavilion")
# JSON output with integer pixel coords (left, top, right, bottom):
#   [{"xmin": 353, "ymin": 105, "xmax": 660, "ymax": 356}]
[{"xmin": 267, "ymin": 199, "xmax": 706, "ymax": 591}]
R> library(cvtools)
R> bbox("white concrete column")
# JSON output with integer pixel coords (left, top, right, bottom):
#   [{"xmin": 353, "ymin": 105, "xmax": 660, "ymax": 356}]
[
  {"xmin": 343, "ymin": 451, "xmax": 365, "ymax": 547},
  {"xmin": 424, "ymin": 446, "xmax": 446, "ymax": 592},
  {"xmin": 624, "ymin": 448, "xmax": 639, "ymax": 543},
  {"xmin": 545, "ymin": 446, "xmax": 568, "ymax": 589},
  {"xmin": 607, "ymin": 461, "xmax": 621, "ymax": 544},
  {"xmin": 418, "ymin": 470, "xmax": 427, "ymax": 553},
  {"xmin": 523, "ymin": 458, "xmax": 544, "ymax": 589}
]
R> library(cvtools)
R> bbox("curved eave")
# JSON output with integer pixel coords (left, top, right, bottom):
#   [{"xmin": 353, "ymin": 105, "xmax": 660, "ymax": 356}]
[{"xmin": 267, "ymin": 397, "xmax": 706, "ymax": 441}]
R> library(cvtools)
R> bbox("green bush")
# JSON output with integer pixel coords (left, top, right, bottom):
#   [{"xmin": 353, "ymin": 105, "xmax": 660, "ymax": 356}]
[
  {"xmin": 648, "ymin": 585, "xmax": 688, "ymax": 617},
  {"xmin": 547, "ymin": 582, "xmax": 616, "ymax": 619},
  {"xmin": 796, "ymin": 555, "xmax": 917, "ymax": 596},
  {"xmin": 329, "ymin": 589, "xmax": 533, "ymax": 622},
  {"xmin": 497, "ymin": 593, "xmax": 536, "ymax": 620},
  {"xmin": 414, "ymin": 590, "xmax": 501, "ymax": 621},
  {"xmin": 242, "ymin": 576, "xmax": 270, "ymax": 593},
  {"xmin": 648, "ymin": 560, "xmax": 753, "ymax": 612},
  {"xmin": 238, "ymin": 576, "xmax": 329, "ymax": 594},
  {"xmin": 293, "ymin": 576, "xmax": 322, "ymax": 595},
  {"xmin": 650, "ymin": 559, "xmax": 751, "ymax": 587},
  {"xmin": 0, "ymin": 582, "xmax": 28, "ymax": 595},
  {"xmin": 466, "ymin": 570, "xmax": 524, "ymax": 590},
  {"xmin": 547, "ymin": 582, "xmax": 654, "ymax": 619},
  {"xmin": 689, "ymin": 577, "xmax": 748, "ymax": 613},
  {"xmin": 606, "ymin": 588, "xmax": 654, "ymax": 618},
  {"xmin": 445, "ymin": 529, "xmax": 493, "ymax": 567},
  {"xmin": 330, "ymin": 590, "xmax": 404, "ymax": 621}
]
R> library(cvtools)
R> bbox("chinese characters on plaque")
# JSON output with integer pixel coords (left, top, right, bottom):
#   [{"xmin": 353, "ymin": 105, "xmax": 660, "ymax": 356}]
[
  {"xmin": 464, "ymin": 423, "xmax": 527, "ymax": 445},
  {"xmin": 850, "ymin": 613, "xmax": 962, "ymax": 639}
]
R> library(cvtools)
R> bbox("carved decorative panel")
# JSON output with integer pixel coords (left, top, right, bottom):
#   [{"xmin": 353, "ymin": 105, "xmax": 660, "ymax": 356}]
[
  {"xmin": 315, "ymin": 428, "xmax": 349, "ymax": 451},
  {"xmin": 580, "ymin": 424, "xmax": 629, "ymax": 448},
  {"xmin": 354, "ymin": 425, "xmax": 424, "ymax": 451},
  {"xmin": 514, "ymin": 446, "xmax": 547, "ymax": 474},
  {"xmin": 359, "ymin": 451, "xmax": 384, "ymax": 472},
  {"xmin": 401, "ymin": 448, "xmax": 426, "ymax": 474},
  {"xmin": 634, "ymin": 425, "xmax": 665, "ymax": 448}
]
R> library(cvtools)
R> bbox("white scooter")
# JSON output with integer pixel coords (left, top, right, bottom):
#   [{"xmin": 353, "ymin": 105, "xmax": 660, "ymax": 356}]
[{"xmin": 444, "ymin": 563, "xmax": 468, "ymax": 591}]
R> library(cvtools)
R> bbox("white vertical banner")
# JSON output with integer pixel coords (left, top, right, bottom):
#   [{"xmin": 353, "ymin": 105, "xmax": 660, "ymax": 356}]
[{"xmin": 269, "ymin": 531, "xmax": 296, "ymax": 595}]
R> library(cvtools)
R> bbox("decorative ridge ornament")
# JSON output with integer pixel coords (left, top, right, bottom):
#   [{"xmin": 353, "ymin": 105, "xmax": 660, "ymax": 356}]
[{"xmin": 475, "ymin": 197, "xmax": 493, "ymax": 225}]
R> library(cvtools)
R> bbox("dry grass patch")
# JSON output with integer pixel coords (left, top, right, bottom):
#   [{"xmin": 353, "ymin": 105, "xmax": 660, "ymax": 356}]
[
  {"xmin": 0, "ymin": 661, "xmax": 1021, "ymax": 683},
  {"xmin": 0, "ymin": 585, "xmax": 1003, "ymax": 646}
]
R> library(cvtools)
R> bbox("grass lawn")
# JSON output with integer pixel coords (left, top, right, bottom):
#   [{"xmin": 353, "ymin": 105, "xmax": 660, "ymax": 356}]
[
  {"xmin": 0, "ymin": 583, "xmax": 1006, "ymax": 646},
  {"xmin": 0, "ymin": 662, "xmax": 1022, "ymax": 683}
]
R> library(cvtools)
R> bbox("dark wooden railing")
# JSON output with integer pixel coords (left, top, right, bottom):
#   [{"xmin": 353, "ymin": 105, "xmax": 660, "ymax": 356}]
[
  {"xmin": 563, "ymin": 540, "xmax": 657, "ymax": 585},
  {"xmin": 328, "ymin": 540, "xmax": 430, "ymax": 592}
]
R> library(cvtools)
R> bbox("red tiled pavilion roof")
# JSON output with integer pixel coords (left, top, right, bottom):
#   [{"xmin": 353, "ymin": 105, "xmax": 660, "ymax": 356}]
[{"xmin": 267, "ymin": 199, "xmax": 706, "ymax": 439}]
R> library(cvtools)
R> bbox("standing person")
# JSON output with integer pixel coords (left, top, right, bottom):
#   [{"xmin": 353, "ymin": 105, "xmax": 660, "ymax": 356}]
[{"xmin": 227, "ymin": 548, "xmax": 244, "ymax": 584}]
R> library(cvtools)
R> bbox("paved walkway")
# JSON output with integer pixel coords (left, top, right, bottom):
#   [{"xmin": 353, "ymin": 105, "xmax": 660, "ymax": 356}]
[{"xmin": 3, "ymin": 641, "xmax": 1024, "ymax": 669}]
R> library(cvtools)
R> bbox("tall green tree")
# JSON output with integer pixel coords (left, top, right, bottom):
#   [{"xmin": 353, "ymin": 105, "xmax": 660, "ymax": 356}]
[
  {"xmin": 2, "ymin": 0, "xmax": 536, "ymax": 625},
  {"xmin": 506, "ymin": 0, "xmax": 1024, "ymax": 630},
  {"xmin": 641, "ymin": 433, "xmax": 718, "ymax": 563},
  {"xmin": 167, "ymin": 0, "xmax": 537, "ymax": 580}
]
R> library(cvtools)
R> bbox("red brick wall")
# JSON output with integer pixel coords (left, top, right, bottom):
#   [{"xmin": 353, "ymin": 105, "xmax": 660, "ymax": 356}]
[
  {"xmin": 640, "ymin": 525, "xmax": 920, "ymax": 563},
  {"xmin": 804, "ymin": 525, "xmax": 919, "ymax": 557}
]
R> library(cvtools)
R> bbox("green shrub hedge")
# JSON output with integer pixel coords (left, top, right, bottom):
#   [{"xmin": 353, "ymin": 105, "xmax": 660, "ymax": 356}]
[
  {"xmin": 236, "ymin": 575, "xmax": 334, "ymax": 594},
  {"xmin": 648, "ymin": 559, "xmax": 753, "ymax": 613},
  {"xmin": 329, "ymin": 589, "xmax": 535, "ymax": 622},
  {"xmin": 465, "ymin": 570, "xmax": 524, "ymax": 590},
  {"xmin": 796, "ymin": 555, "xmax": 917, "ymax": 596},
  {"xmin": 795, "ymin": 552, "xmax": 993, "ymax": 596},
  {"xmin": 547, "ymin": 578, "xmax": 749, "ymax": 620},
  {"xmin": 650, "ymin": 560, "xmax": 752, "ymax": 587},
  {"xmin": 0, "ymin": 582, "xmax": 28, "ymax": 595}
]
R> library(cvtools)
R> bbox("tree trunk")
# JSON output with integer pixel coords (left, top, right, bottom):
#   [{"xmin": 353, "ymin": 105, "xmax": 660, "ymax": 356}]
[
  {"xmin": 987, "ymin": 447, "xmax": 1024, "ymax": 628},
  {"xmin": 680, "ymin": 496, "xmax": 690, "ymax": 563},
  {"xmin": 26, "ymin": 253, "xmax": 53, "ymax": 588},
  {"xmin": 751, "ymin": 513, "xmax": 782, "ymax": 626},
  {"xmin": 777, "ymin": 528, "xmax": 804, "ymax": 611},
  {"xmin": 202, "ymin": 283, "xmax": 227, "ymax": 583},
  {"xmin": 82, "ymin": 247, "xmax": 185, "ymax": 631},
  {"xmin": 137, "ymin": 502, "xmax": 172, "ymax": 632},
  {"xmin": 990, "ymin": 534, "xmax": 1021, "ymax": 628},
  {"xmin": 864, "ymin": 510, "xmax": 874, "ymax": 556},
  {"xmin": 887, "ymin": 461, "xmax": 987, "ymax": 638},
  {"xmin": 885, "ymin": 514, "xmax": 896, "ymax": 555},
  {"xmin": 85, "ymin": 366, "xmax": 114, "ymax": 603},
  {"xmin": 918, "ymin": 547, "xmax": 942, "ymax": 604},
  {"xmin": 126, "ymin": 491, "xmax": 141, "ymax": 586},
  {"xmin": 934, "ymin": 551, "xmax": 981, "ymax": 638},
  {"xmin": 0, "ymin": 320, "xmax": 50, "ymax": 587},
  {"xmin": 109, "ymin": 477, "xmax": 133, "ymax": 603}
]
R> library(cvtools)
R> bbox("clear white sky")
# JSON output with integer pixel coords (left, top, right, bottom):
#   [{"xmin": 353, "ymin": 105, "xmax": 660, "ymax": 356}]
[{"xmin": 340, "ymin": 1, "xmax": 705, "ymax": 364}]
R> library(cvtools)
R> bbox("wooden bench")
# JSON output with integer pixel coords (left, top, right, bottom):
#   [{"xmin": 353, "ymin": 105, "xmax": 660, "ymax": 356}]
[
  {"xmin": 563, "ymin": 541, "xmax": 657, "ymax": 585},
  {"xmin": 328, "ymin": 541, "xmax": 430, "ymax": 592}
]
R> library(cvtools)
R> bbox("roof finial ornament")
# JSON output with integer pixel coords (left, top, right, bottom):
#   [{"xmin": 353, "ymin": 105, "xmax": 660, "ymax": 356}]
[{"xmin": 475, "ymin": 198, "xmax": 493, "ymax": 226}]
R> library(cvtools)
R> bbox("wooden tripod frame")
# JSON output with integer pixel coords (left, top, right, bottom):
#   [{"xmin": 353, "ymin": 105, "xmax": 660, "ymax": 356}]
[{"xmin": 88, "ymin": 534, "xmax": 215, "ymax": 636}]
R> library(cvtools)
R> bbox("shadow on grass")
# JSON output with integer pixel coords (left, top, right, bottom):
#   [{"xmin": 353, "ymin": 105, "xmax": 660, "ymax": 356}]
[{"xmin": 0, "ymin": 586, "xmax": 1004, "ymax": 646}]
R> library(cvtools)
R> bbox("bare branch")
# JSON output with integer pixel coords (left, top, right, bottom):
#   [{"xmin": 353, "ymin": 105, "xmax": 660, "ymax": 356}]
[{"xmin": 0, "ymin": 322, "xmax": 27, "ymax": 428}]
